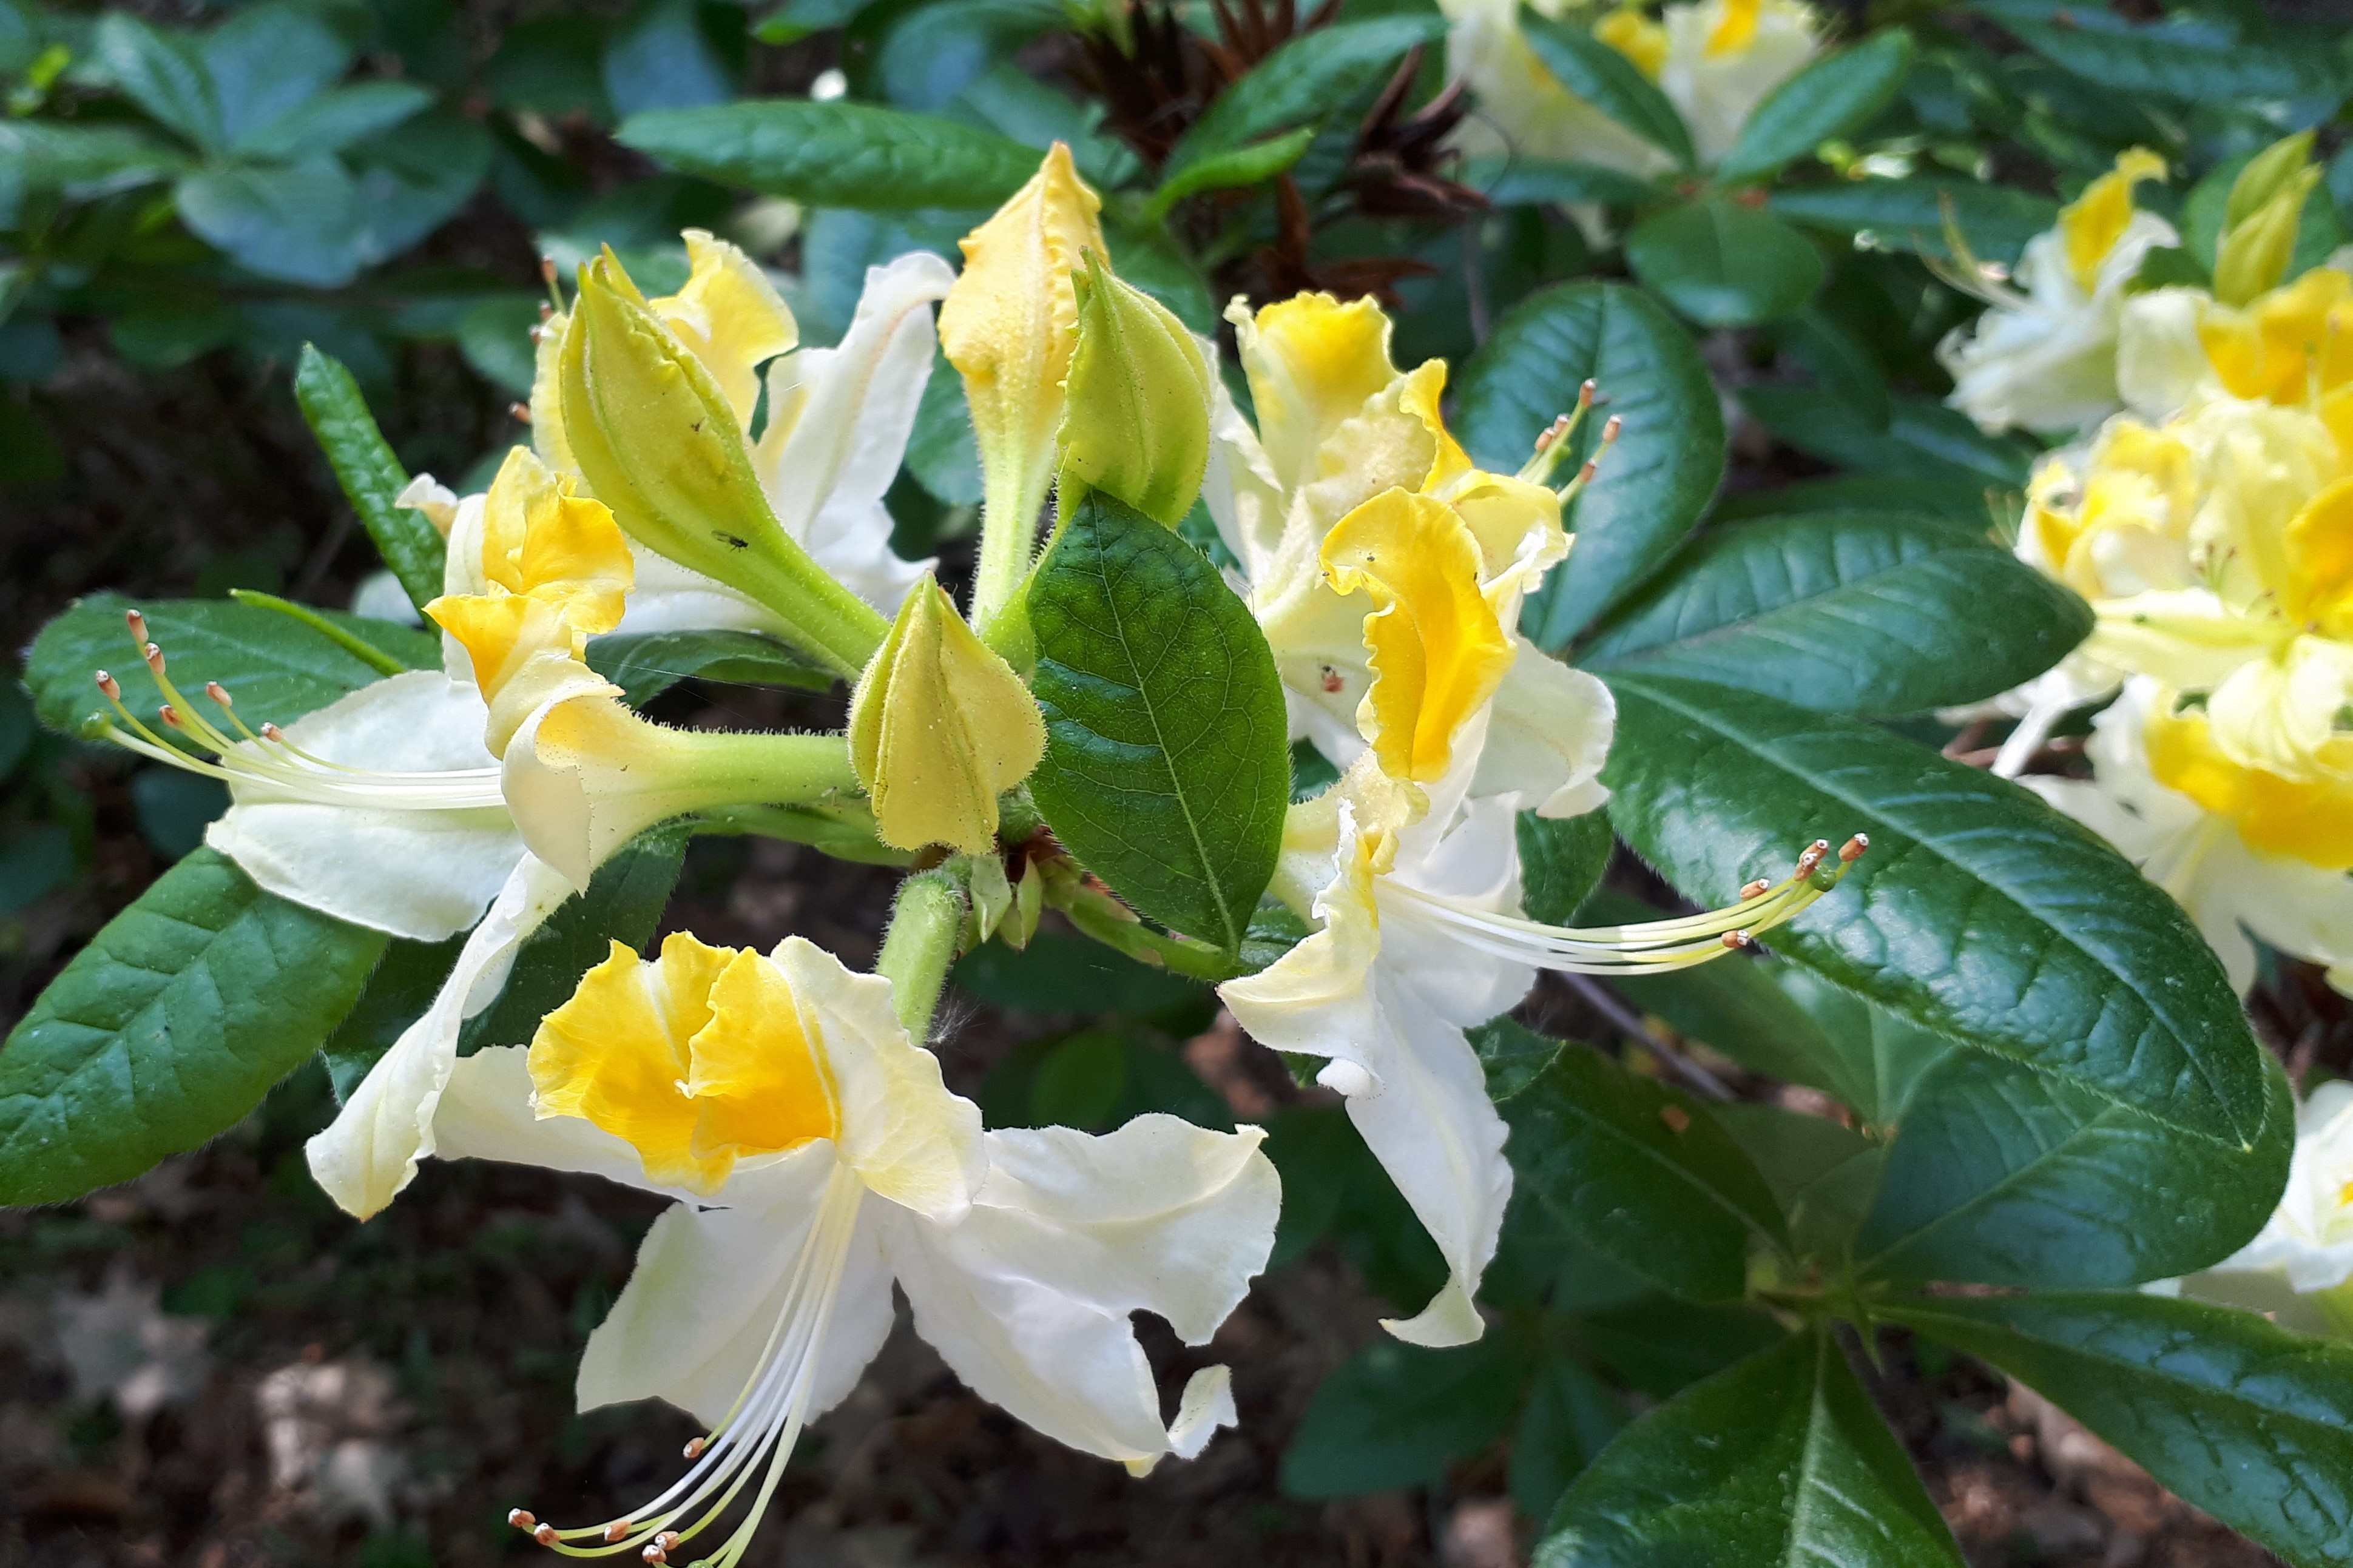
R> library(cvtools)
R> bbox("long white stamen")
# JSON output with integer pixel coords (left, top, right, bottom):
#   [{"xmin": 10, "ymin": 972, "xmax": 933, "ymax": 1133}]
[
  {"xmin": 1391, "ymin": 835, "xmax": 1866, "ymax": 974},
  {"xmin": 519, "ymin": 1163, "xmax": 866, "ymax": 1565},
  {"xmin": 88, "ymin": 614, "xmax": 506, "ymax": 813}
]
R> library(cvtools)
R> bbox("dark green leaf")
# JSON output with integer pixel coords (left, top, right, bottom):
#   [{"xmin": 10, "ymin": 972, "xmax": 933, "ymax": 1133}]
[
  {"xmin": 347, "ymin": 109, "xmax": 495, "ymax": 261},
  {"xmin": 1626, "ymin": 197, "xmax": 1825, "ymax": 327},
  {"xmin": 1471, "ymin": 1015, "xmax": 1563, "ymax": 1102},
  {"xmin": 457, "ymin": 823, "xmax": 689, "ymax": 1051},
  {"xmin": 1103, "ymin": 214, "xmax": 1218, "ymax": 335},
  {"xmin": 1575, "ymin": 1296, "xmax": 1786, "ymax": 1399},
  {"xmin": 1581, "ymin": 511, "xmax": 2092, "ymax": 715},
  {"xmin": 603, "ymin": 0, "xmax": 735, "ymax": 118},
  {"xmin": 1707, "ymin": 1102, "xmax": 1882, "ymax": 1263},
  {"xmin": 198, "ymin": 4, "xmax": 353, "ymax": 152},
  {"xmin": 1456, "ymin": 283, "xmax": 1723, "ymax": 649},
  {"xmin": 585, "ymin": 628, "xmax": 832, "ymax": 707},
  {"xmin": 1281, "ymin": 1333, "xmax": 1530, "ymax": 1499},
  {"xmin": 1520, "ymin": 10, "xmax": 1695, "ymax": 170},
  {"xmin": 1161, "ymin": 15, "xmax": 1442, "ymax": 181},
  {"xmin": 295, "ymin": 345, "xmax": 446, "ymax": 615},
  {"xmin": 454, "ymin": 295, "xmax": 542, "ymax": 399},
  {"xmin": 618, "ymin": 99, "xmax": 1044, "ymax": 210},
  {"xmin": 1027, "ymin": 491, "xmax": 1290, "ymax": 952},
  {"xmin": 1775, "ymin": 305, "xmax": 1891, "ymax": 429},
  {"xmin": 1519, "ymin": 809, "xmax": 1613, "ymax": 925},
  {"xmin": 1496, "ymin": 1038, "xmax": 1786, "ymax": 1301},
  {"xmin": 1709, "ymin": 475, "xmax": 1997, "ymax": 524},
  {"xmin": 1887, "ymin": 1291, "xmax": 2353, "ymax": 1567},
  {"xmin": 1536, "ymin": 1331, "xmax": 1962, "ymax": 1566},
  {"xmin": 1262, "ymin": 1102, "xmax": 1448, "ymax": 1309},
  {"xmin": 92, "ymin": 14, "xmax": 221, "ymax": 152},
  {"xmin": 131, "ymin": 769, "xmax": 227, "ymax": 859},
  {"xmin": 952, "ymin": 928, "xmax": 1209, "ymax": 1020},
  {"xmin": 1860, "ymin": 1051, "xmax": 2292, "ymax": 1288},
  {"xmin": 1511, "ymin": 1350, "xmax": 1628, "ymax": 1524},
  {"xmin": 177, "ymin": 158, "xmax": 368, "ymax": 288},
  {"xmin": 0, "ymin": 849, "xmax": 388, "ymax": 1205},
  {"xmin": 1600, "ymin": 675, "xmax": 2269, "ymax": 1145},
  {"xmin": 0, "ymin": 121, "xmax": 191, "ymax": 195},
  {"xmin": 24, "ymin": 592, "xmax": 436, "ymax": 740},
  {"xmin": 1463, "ymin": 154, "xmax": 1659, "ymax": 209},
  {"xmin": 234, "ymin": 81, "xmax": 433, "ymax": 160},
  {"xmin": 319, "ymin": 934, "xmax": 465, "ymax": 1101},
  {"xmin": 1741, "ymin": 387, "xmax": 2032, "ymax": 486},
  {"xmin": 1718, "ymin": 31, "xmax": 1916, "ymax": 182},
  {"xmin": 1771, "ymin": 178, "xmax": 2058, "ymax": 266},
  {"xmin": 0, "ymin": 826, "xmax": 74, "ymax": 917},
  {"xmin": 978, "ymin": 1025, "xmax": 1232, "ymax": 1133},
  {"xmin": 1968, "ymin": 0, "xmax": 2346, "ymax": 104}
]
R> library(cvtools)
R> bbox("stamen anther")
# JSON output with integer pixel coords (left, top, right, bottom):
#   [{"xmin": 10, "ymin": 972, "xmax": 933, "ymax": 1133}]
[
  {"xmin": 508, "ymin": 1509, "xmax": 537, "ymax": 1532},
  {"xmin": 655, "ymin": 1533, "xmax": 681, "ymax": 1551},
  {"xmin": 1839, "ymin": 833, "xmax": 1869, "ymax": 863},
  {"xmin": 206, "ymin": 681, "xmax": 233, "ymax": 707},
  {"xmin": 144, "ymin": 642, "xmax": 165, "ymax": 675},
  {"xmin": 1578, "ymin": 378, "xmax": 1596, "ymax": 409},
  {"xmin": 535, "ymin": 1524, "xmax": 557, "ymax": 1546},
  {"xmin": 262, "ymin": 722, "xmax": 285, "ymax": 741},
  {"xmin": 510, "ymin": 402, "xmax": 533, "ymax": 425},
  {"xmin": 683, "ymin": 1436, "xmax": 707, "ymax": 1459},
  {"xmin": 96, "ymin": 671, "xmax": 121, "ymax": 700},
  {"xmin": 160, "ymin": 704, "xmax": 182, "ymax": 728},
  {"xmin": 1738, "ymin": 878, "xmax": 1769, "ymax": 900},
  {"xmin": 125, "ymin": 608, "xmax": 148, "ymax": 644},
  {"xmin": 1722, "ymin": 930, "xmax": 1753, "ymax": 949},
  {"xmin": 641, "ymin": 1548, "xmax": 666, "ymax": 1565},
  {"xmin": 605, "ymin": 1521, "xmax": 634, "ymax": 1544}
]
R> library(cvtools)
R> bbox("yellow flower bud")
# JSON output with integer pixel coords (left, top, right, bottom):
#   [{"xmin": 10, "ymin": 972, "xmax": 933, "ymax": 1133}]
[
  {"xmin": 848, "ymin": 574, "xmax": 1047, "ymax": 854},
  {"xmin": 938, "ymin": 143, "xmax": 1107, "ymax": 636},
  {"xmin": 1057, "ymin": 250, "xmax": 1212, "ymax": 527},
  {"xmin": 2215, "ymin": 164, "xmax": 2321, "ymax": 309},
  {"xmin": 556, "ymin": 252, "xmax": 886, "ymax": 676}
]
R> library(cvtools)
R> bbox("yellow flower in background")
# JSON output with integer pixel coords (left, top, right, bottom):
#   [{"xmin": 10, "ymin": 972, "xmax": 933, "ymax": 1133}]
[
  {"xmin": 428, "ymin": 933, "xmax": 1278, "ymax": 1566},
  {"xmin": 1939, "ymin": 149, "xmax": 2177, "ymax": 436},
  {"xmin": 1437, "ymin": 0, "xmax": 1820, "ymax": 178}
]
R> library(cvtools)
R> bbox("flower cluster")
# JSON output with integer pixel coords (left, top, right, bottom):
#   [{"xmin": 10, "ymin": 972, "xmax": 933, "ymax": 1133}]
[{"xmin": 83, "ymin": 144, "xmax": 1865, "ymax": 1559}]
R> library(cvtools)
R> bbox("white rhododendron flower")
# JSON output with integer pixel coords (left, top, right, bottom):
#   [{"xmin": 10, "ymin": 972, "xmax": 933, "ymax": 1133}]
[{"xmin": 431, "ymin": 932, "xmax": 1278, "ymax": 1566}]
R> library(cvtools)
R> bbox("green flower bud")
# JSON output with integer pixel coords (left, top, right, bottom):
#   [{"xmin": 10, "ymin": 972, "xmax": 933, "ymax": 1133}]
[
  {"xmin": 1056, "ymin": 249, "xmax": 1212, "ymax": 528},
  {"xmin": 848, "ymin": 574, "xmax": 1047, "ymax": 854},
  {"xmin": 2224, "ymin": 131, "xmax": 2315, "ymax": 235},
  {"xmin": 2215, "ymin": 164, "xmax": 2321, "ymax": 308},
  {"xmin": 557, "ymin": 252, "xmax": 886, "ymax": 676}
]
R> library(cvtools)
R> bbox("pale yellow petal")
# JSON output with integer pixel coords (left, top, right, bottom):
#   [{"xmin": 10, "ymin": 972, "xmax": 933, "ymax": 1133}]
[
  {"xmin": 653, "ymin": 229, "xmax": 799, "ymax": 429},
  {"xmin": 686, "ymin": 948, "xmax": 839, "ymax": 1162}
]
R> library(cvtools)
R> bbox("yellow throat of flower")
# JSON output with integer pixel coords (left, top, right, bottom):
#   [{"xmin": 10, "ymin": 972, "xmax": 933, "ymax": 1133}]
[
  {"xmin": 1597, "ymin": 4, "xmax": 1671, "ymax": 76},
  {"xmin": 2058, "ymin": 147, "xmax": 2167, "ymax": 295},
  {"xmin": 530, "ymin": 933, "xmax": 840, "ymax": 1195},
  {"xmin": 1701, "ymin": 0, "xmax": 1760, "ymax": 58},
  {"xmin": 2145, "ymin": 701, "xmax": 2353, "ymax": 870},
  {"xmin": 2199, "ymin": 266, "xmax": 2353, "ymax": 418}
]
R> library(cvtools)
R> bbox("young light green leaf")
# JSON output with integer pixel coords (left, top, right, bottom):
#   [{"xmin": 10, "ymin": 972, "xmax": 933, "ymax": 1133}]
[
  {"xmin": 1581, "ymin": 511, "xmax": 2092, "ymax": 715},
  {"xmin": 1887, "ymin": 1291, "xmax": 2353, "ymax": 1567},
  {"xmin": 1716, "ymin": 30, "xmax": 1916, "ymax": 182},
  {"xmin": 1488, "ymin": 1031, "xmax": 1786, "ymax": 1302},
  {"xmin": 1625, "ymin": 197, "xmax": 1825, "ymax": 327},
  {"xmin": 1281, "ymin": 1333, "xmax": 1530, "ymax": 1499},
  {"xmin": 0, "ymin": 848, "xmax": 388, "ymax": 1205},
  {"xmin": 1770, "ymin": 178, "xmax": 2058, "ymax": 266},
  {"xmin": 1026, "ymin": 490, "xmax": 1290, "ymax": 952},
  {"xmin": 24, "ymin": 592, "xmax": 437, "ymax": 739},
  {"xmin": 1601, "ymin": 674, "xmax": 2270, "ymax": 1146},
  {"xmin": 1160, "ymin": 15, "xmax": 1442, "ymax": 181},
  {"xmin": 617, "ymin": 99, "xmax": 1044, "ymax": 210},
  {"xmin": 586, "ymin": 628, "xmax": 833, "ymax": 707},
  {"xmin": 1455, "ymin": 283, "xmax": 1723, "ymax": 650},
  {"xmin": 1536, "ymin": 1331, "xmax": 1963, "ymax": 1567},
  {"xmin": 1859, "ymin": 1051, "xmax": 2292, "ymax": 1289},
  {"xmin": 1144, "ymin": 124, "xmax": 1315, "ymax": 221},
  {"xmin": 295, "ymin": 345, "xmax": 447, "ymax": 615},
  {"xmin": 1519, "ymin": 10, "xmax": 1695, "ymax": 170}
]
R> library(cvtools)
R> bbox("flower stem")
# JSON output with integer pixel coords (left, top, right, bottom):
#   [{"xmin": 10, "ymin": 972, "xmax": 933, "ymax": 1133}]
[{"xmin": 876, "ymin": 870, "xmax": 966, "ymax": 1039}]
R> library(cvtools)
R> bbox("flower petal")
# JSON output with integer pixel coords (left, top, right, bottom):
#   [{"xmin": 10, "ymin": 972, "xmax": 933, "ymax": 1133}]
[
  {"xmin": 958, "ymin": 1117, "xmax": 1278, "ymax": 1344},
  {"xmin": 433, "ymin": 1045, "xmax": 672, "ymax": 1196},
  {"xmin": 305, "ymin": 854, "xmax": 577, "ymax": 1218},
  {"xmin": 577, "ymin": 1147, "xmax": 896, "ymax": 1428},
  {"xmin": 1472, "ymin": 643, "xmax": 1616, "ymax": 818}
]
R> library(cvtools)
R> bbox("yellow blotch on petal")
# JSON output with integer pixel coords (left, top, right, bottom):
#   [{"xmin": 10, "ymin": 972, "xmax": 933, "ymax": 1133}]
[
  {"xmin": 1702, "ymin": 0, "xmax": 1761, "ymax": 59},
  {"xmin": 2284, "ymin": 479, "xmax": 2353, "ymax": 636},
  {"xmin": 2199, "ymin": 267, "xmax": 2353, "ymax": 408},
  {"xmin": 848, "ymin": 574, "xmax": 1047, "ymax": 853},
  {"xmin": 2059, "ymin": 147, "xmax": 2167, "ymax": 294},
  {"xmin": 650, "ymin": 230, "xmax": 800, "ymax": 431},
  {"xmin": 686, "ymin": 949, "xmax": 837, "ymax": 1165},
  {"xmin": 1599, "ymin": 4, "xmax": 1672, "ymax": 75},
  {"xmin": 1234, "ymin": 292, "xmax": 1401, "ymax": 493},
  {"xmin": 475, "ymin": 446, "xmax": 635, "ymax": 634},
  {"xmin": 528, "ymin": 934, "xmax": 838, "ymax": 1194},
  {"xmin": 1322, "ymin": 491, "xmax": 1517, "ymax": 784},
  {"xmin": 2147, "ymin": 703, "xmax": 2353, "ymax": 870}
]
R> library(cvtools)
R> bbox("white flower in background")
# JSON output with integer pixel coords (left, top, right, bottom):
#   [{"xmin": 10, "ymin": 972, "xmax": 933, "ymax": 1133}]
[
  {"xmin": 1206, "ymin": 289, "xmax": 1615, "ymax": 817},
  {"xmin": 523, "ymin": 230, "xmax": 951, "ymax": 628},
  {"xmin": 430, "ymin": 932, "xmax": 1277, "ymax": 1566},
  {"xmin": 2163, "ymin": 1081, "xmax": 2353, "ymax": 1338},
  {"xmin": 1440, "ymin": 0, "xmax": 1820, "ymax": 178},
  {"xmin": 1938, "ymin": 149, "xmax": 2175, "ymax": 437},
  {"xmin": 2026, "ymin": 679, "xmax": 2353, "ymax": 996},
  {"xmin": 1220, "ymin": 429, "xmax": 1863, "ymax": 1345}
]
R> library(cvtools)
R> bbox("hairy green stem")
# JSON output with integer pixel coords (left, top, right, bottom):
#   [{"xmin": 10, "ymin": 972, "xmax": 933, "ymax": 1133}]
[{"xmin": 876, "ymin": 870, "xmax": 967, "ymax": 1038}]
